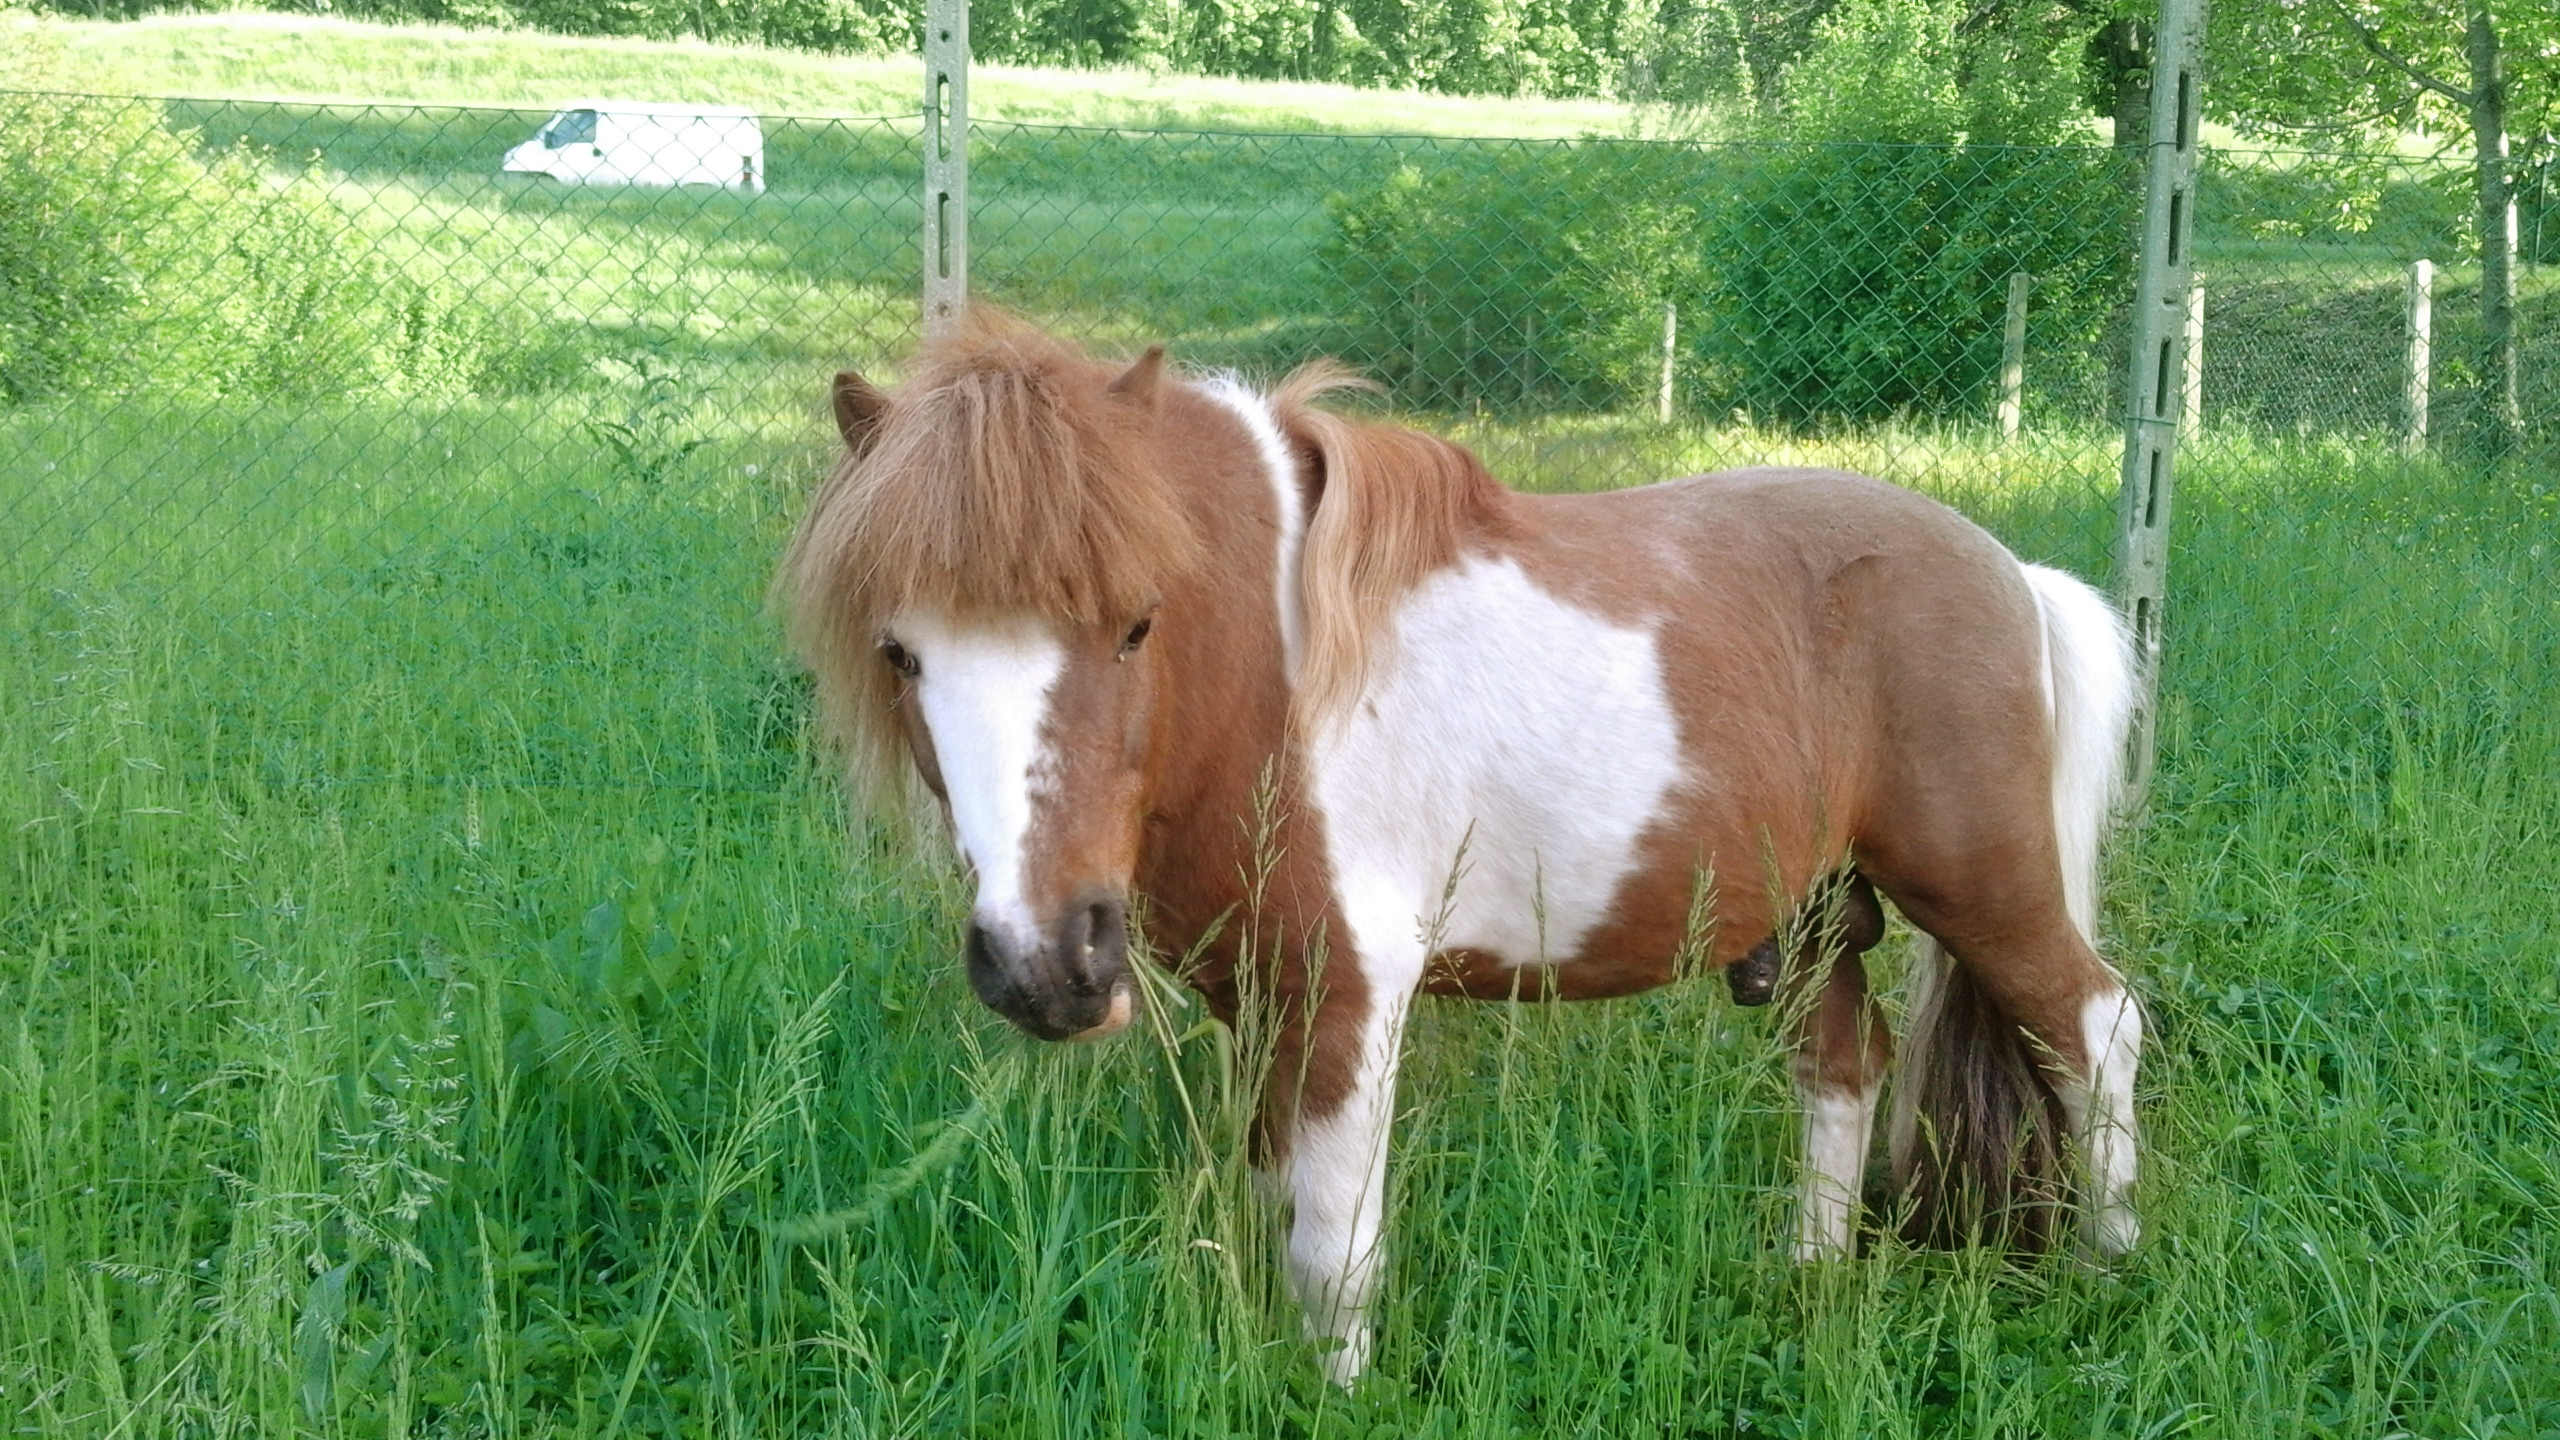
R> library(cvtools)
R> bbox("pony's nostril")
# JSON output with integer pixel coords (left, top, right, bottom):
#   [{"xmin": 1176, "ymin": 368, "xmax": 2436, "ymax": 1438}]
[
  {"xmin": 964, "ymin": 922, "xmax": 1020, "ymax": 1013},
  {"xmin": 1059, "ymin": 898, "xmax": 1127, "ymax": 993}
]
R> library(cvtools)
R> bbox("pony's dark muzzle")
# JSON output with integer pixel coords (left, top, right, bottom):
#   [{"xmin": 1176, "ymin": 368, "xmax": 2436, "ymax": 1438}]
[{"xmin": 964, "ymin": 894, "xmax": 1133, "ymax": 1041}]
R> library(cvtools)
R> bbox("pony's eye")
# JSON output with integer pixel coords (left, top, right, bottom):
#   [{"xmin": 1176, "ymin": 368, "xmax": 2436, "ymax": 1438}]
[
  {"xmin": 879, "ymin": 637, "xmax": 920, "ymax": 678},
  {"xmin": 1118, "ymin": 617, "xmax": 1154, "ymax": 657}
]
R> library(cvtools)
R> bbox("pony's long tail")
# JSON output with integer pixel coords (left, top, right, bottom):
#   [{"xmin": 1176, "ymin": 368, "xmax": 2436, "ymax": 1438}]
[{"xmin": 1889, "ymin": 564, "xmax": 2137, "ymax": 1248}]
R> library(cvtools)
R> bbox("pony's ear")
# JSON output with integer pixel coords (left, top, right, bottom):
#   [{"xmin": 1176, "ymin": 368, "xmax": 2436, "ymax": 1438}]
[
  {"xmin": 1104, "ymin": 345, "xmax": 1166, "ymax": 412},
  {"xmin": 832, "ymin": 371, "xmax": 891, "ymax": 456}
]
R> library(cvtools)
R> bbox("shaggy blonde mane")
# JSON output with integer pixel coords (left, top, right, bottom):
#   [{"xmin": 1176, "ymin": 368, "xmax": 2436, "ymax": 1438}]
[
  {"xmin": 776, "ymin": 314, "xmax": 1203, "ymax": 800},
  {"xmin": 1268, "ymin": 363, "xmax": 1513, "ymax": 734}
]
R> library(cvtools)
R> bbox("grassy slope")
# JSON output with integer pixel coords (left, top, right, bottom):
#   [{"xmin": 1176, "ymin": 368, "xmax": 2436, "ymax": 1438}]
[{"xmin": 47, "ymin": 12, "xmax": 1640, "ymax": 135}]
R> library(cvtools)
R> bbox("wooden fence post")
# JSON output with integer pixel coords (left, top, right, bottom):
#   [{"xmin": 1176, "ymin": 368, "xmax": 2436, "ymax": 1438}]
[
  {"xmin": 1997, "ymin": 271, "xmax": 2030, "ymax": 441},
  {"xmin": 922, "ymin": 0, "xmax": 969, "ymax": 339},
  {"xmin": 2405, "ymin": 258, "xmax": 2432, "ymax": 454},
  {"xmin": 2114, "ymin": 0, "xmax": 2208, "ymax": 810},
  {"xmin": 1657, "ymin": 302, "xmax": 1677, "ymax": 423}
]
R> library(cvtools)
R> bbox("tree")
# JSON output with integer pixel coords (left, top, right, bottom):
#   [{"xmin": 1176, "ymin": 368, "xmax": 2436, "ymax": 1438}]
[
  {"xmin": 2213, "ymin": 1, "xmax": 2560, "ymax": 452},
  {"xmin": 1776, "ymin": 0, "xmax": 2095, "ymax": 144},
  {"xmin": 1772, "ymin": 0, "xmax": 2151, "ymax": 150},
  {"xmin": 2072, "ymin": 0, "xmax": 2151, "ymax": 154}
]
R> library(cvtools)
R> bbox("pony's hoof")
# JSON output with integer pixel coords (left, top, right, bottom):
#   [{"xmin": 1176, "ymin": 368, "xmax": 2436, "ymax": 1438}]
[
  {"xmin": 2082, "ymin": 1206, "xmax": 2140, "ymax": 1259},
  {"xmin": 1316, "ymin": 1327, "xmax": 1372, "ymax": 1388}
]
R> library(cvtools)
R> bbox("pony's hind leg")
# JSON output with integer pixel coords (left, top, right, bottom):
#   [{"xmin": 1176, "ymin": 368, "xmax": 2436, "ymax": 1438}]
[
  {"xmin": 2065, "ymin": 983, "xmax": 2142, "ymax": 1254},
  {"xmin": 1883, "ymin": 894, "xmax": 2141, "ymax": 1254},
  {"xmin": 1785, "ymin": 875, "xmax": 1891, "ymax": 1259},
  {"xmin": 1962, "ymin": 949, "xmax": 2143, "ymax": 1255}
]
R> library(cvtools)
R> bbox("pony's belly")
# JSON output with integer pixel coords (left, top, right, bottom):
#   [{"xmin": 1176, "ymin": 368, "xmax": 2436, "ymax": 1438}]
[
  {"xmin": 1415, "ymin": 862, "xmax": 1794, "ymax": 1001},
  {"xmin": 1308, "ymin": 554, "xmax": 1690, "ymax": 978},
  {"xmin": 1421, "ymin": 946, "xmax": 1683, "ymax": 1000}
]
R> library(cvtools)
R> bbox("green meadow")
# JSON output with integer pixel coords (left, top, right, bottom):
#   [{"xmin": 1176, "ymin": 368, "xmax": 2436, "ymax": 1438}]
[
  {"xmin": 46, "ymin": 13, "xmax": 1644, "ymax": 137},
  {"xmin": 5, "ymin": 20, "xmax": 2560, "ymax": 1438}
]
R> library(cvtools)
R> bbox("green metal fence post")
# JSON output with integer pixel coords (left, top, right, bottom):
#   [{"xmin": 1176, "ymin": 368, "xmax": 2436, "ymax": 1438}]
[
  {"xmin": 2114, "ymin": 0, "xmax": 2208, "ymax": 809},
  {"xmin": 924, "ymin": 0, "xmax": 970, "ymax": 338}
]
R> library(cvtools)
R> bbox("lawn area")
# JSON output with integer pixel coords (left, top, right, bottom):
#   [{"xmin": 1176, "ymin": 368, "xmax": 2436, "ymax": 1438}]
[
  {"xmin": 4, "ymin": 18, "xmax": 2558, "ymax": 1437},
  {"xmin": 45, "ymin": 12, "xmax": 1643, "ymax": 137},
  {"xmin": 4, "ymin": 396, "xmax": 2557, "ymax": 1435}
]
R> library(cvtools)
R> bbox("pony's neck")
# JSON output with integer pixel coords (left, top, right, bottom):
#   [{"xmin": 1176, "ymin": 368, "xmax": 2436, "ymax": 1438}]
[{"xmin": 1128, "ymin": 379, "xmax": 1323, "ymax": 953}]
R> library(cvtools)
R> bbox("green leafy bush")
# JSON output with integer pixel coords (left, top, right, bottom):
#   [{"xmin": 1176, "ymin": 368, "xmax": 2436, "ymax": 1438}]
[
  {"xmin": 1315, "ymin": 135, "xmax": 2128, "ymax": 423},
  {"xmin": 1696, "ymin": 142, "xmax": 2134, "ymax": 423},
  {"xmin": 0, "ymin": 91, "xmax": 180, "ymax": 401},
  {"xmin": 1776, "ymin": 0, "xmax": 2090, "ymax": 149},
  {"xmin": 1319, "ymin": 144, "xmax": 1723, "ymax": 411},
  {"xmin": 1316, "ymin": 1, "xmax": 2133, "ymax": 423},
  {"xmin": 1677, "ymin": 0, "xmax": 2133, "ymax": 424},
  {"xmin": 0, "ymin": 88, "xmax": 490, "ymax": 404}
]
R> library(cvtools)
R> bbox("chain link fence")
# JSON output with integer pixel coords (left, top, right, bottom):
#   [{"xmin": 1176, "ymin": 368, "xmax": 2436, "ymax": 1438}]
[
  {"xmin": 2193, "ymin": 145, "xmax": 2556, "ymax": 443},
  {"xmin": 2165, "ymin": 144, "xmax": 2554, "ymax": 826},
  {"xmin": 2, "ymin": 91, "xmax": 2547, "ymax": 803}
]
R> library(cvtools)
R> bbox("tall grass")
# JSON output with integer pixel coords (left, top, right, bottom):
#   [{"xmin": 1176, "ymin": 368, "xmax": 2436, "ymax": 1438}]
[
  {"xmin": 5, "ymin": 44, "xmax": 2556, "ymax": 1438},
  {"xmin": 5, "ymin": 395, "xmax": 2556, "ymax": 1435}
]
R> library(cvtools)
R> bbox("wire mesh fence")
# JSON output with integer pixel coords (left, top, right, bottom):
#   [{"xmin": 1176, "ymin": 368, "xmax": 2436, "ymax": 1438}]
[
  {"xmin": 1, "ymin": 92, "xmax": 2548, "ymax": 806},
  {"xmin": 2192, "ymin": 145, "xmax": 2557, "ymax": 443}
]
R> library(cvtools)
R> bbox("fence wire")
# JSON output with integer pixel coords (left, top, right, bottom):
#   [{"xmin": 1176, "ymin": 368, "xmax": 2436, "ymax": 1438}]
[{"xmin": 1, "ymin": 93, "xmax": 2547, "ymax": 804}]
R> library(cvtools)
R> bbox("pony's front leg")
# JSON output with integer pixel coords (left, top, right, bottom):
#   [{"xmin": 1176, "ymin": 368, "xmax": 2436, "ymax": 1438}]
[
  {"xmin": 1788, "ymin": 948, "xmax": 1891, "ymax": 1259},
  {"xmin": 1274, "ymin": 951, "xmax": 1416, "ymax": 1386}
]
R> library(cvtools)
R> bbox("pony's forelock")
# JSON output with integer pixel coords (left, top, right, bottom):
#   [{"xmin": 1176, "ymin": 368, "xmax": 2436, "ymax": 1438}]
[{"xmin": 777, "ymin": 316, "xmax": 1203, "ymax": 804}]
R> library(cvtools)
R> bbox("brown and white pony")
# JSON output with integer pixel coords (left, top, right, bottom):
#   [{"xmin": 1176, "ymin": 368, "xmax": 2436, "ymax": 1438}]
[{"xmin": 778, "ymin": 315, "xmax": 2143, "ymax": 1384}]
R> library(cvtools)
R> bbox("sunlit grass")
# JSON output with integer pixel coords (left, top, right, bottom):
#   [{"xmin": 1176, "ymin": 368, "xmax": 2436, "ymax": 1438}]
[
  {"xmin": 5, "ymin": 39, "xmax": 2558, "ymax": 1435},
  {"xmin": 5, "ymin": 393, "xmax": 2557, "ymax": 1435},
  {"xmin": 48, "ymin": 12, "xmax": 1644, "ymax": 138}
]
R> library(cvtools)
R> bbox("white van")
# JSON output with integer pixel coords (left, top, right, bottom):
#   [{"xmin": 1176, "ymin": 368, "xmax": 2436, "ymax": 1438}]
[{"xmin": 501, "ymin": 102, "xmax": 765, "ymax": 192}]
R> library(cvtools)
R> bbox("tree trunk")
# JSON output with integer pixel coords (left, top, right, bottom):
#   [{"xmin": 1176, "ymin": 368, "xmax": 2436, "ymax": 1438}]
[
  {"xmin": 2468, "ymin": 0, "xmax": 2523, "ymax": 449},
  {"xmin": 2091, "ymin": 18, "xmax": 2152, "ymax": 154}
]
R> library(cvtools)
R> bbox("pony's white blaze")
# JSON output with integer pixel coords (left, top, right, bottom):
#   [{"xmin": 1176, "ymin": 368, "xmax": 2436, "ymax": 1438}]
[
  {"xmin": 1307, "ymin": 554, "xmax": 1686, "ymax": 966},
  {"xmin": 1197, "ymin": 376, "xmax": 1306, "ymax": 674},
  {"xmin": 894, "ymin": 611, "xmax": 1069, "ymax": 949}
]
